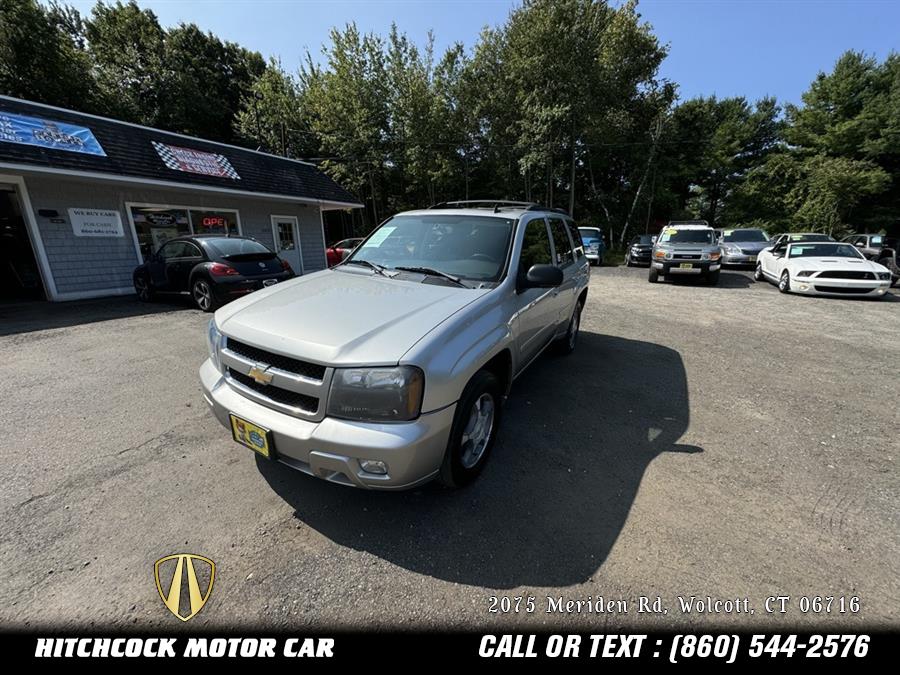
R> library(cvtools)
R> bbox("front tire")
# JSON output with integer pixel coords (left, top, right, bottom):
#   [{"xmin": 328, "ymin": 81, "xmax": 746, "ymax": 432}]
[
  {"xmin": 753, "ymin": 263, "xmax": 764, "ymax": 282},
  {"xmin": 707, "ymin": 269, "xmax": 720, "ymax": 285},
  {"xmin": 438, "ymin": 370, "xmax": 502, "ymax": 488},
  {"xmin": 778, "ymin": 270, "xmax": 791, "ymax": 294},
  {"xmin": 192, "ymin": 277, "xmax": 218, "ymax": 312},
  {"xmin": 648, "ymin": 267, "xmax": 659, "ymax": 283}
]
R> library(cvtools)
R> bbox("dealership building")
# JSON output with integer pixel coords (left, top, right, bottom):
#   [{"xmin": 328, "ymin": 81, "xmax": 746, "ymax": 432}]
[{"xmin": 0, "ymin": 95, "xmax": 361, "ymax": 303}]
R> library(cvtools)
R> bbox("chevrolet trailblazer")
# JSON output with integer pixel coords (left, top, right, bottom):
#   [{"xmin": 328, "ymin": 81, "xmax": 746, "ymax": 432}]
[{"xmin": 200, "ymin": 201, "xmax": 589, "ymax": 489}]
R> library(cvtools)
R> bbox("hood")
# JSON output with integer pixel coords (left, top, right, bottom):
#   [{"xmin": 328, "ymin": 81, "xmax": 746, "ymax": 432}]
[
  {"xmin": 215, "ymin": 269, "xmax": 489, "ymax": 366},
  {"xmin": 792, "ymin": 258, "xmax": 887, "ymax": 273}
]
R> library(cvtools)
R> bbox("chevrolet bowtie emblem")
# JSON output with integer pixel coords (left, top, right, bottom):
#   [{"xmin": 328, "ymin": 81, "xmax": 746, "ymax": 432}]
[
  {"xmin": 154, "ymin": 553, "xmax": 216, "ymax": 622},
  {"xmin": 248, "ymin": 363, "xmax": 273, "ymax": 385}
]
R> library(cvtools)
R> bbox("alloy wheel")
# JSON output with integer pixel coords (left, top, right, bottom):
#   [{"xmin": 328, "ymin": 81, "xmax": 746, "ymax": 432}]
[
  {"xmin": 193, "ymin": 280, "xmax": 212, "ymax": 310},
  {"xmin": 459, "ymin": 393, "xmax": 495, "ymax": 469}
]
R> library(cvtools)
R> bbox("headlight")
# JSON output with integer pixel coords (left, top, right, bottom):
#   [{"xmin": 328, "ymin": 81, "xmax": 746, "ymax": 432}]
[
  {"xmin": 207, "ymin": 319, "xmax": 224, "ymax": 372},
  {"xmin": 877, "ymin": 272, "xmax": 891, "ymax": 280},
  {"xmin": 704, "ymin": 251, "xmax": 721, "ymax": 260},
  {"xmin": 797, "ymin": 270, "xmax": 816, "ymax": 277},
  {"xmin": 327, "ymin": 366, "xmax": 424, "ymax": 422},
  {"xmin": 724, "ymin": 245, "xmax": 740, "ymax": 254},
  {"xmin": 654, "ymin": 249, "xmax": 668, "ymax": 259}
]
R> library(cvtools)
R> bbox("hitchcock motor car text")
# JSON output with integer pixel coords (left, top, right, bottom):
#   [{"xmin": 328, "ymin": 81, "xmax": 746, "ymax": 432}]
[{"xmin": 487, "ymin": 595, "xmax": 861, "ymax": 616}]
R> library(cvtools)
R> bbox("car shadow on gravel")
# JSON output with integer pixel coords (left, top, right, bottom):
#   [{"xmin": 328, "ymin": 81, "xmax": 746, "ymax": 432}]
[
  {"xmin": 257, "ymin": 332, "xmax": 702, "ymax": 589},
  {"xmin": 665, "ymin": 270, "xmax": 753, "ymax": 288},
  {"xmin": 0, "ymin": 295, "xmax": 194, "ymax": 336}
]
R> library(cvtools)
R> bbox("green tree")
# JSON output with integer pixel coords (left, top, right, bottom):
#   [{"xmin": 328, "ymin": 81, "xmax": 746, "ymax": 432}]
[
  {"xmin": 0, "ymin": 0, "xmax": 95, "ymax": 109},
  {"xmin": 233, "ymin": 57, "xmax": 315, "ymax": 158},
  {"xmin": 85, "ymin": 1, "xmax": 166, "ymax": 126},
  {"xmin": 161, "ymin": 23, "xmax": 265, "ymax": 143}
]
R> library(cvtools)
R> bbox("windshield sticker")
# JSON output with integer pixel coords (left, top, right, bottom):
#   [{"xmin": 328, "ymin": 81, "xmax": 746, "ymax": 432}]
[{"xmin": 362, "ymin": 226, "xmax": 396, "ymax": 248}]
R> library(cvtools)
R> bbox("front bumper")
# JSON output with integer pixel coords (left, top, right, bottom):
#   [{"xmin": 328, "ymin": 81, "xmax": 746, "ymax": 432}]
[
  {"xmin": 585, "ymin": 251, "xmax": 602, "ymax": 262},
  {"xmin": 628, "ymin": 250, "xmax": 652, "ymax": 264},
  {"xmin": 652, "ymin": 260, "xmax": 721, "ymax": 275},
  {"xmin": 791, "ymin": 278, "xmax": 891, "ymax": 297},
  {"xmin": 200, "ymin": 359, "xmax": 455, "ymax": 489},
  {"xmin": 721, "ymin": 252, "xmax": 760, "ymax": 265}
]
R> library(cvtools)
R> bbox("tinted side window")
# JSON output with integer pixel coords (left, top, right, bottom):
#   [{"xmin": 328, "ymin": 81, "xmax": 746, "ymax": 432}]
[
  {"xmin": 159, "ymin": 242, "xmax": 185, "ymax": 260},
  {"xmin": 519, "ymin": 218, "xmax": 552, "ymax": 275},
  {"xmin": 182, "ymin": 242, "xmax": 203, "ymax": 258},
  {"xmin": 549, "ymin": 218, "xmax": 574, "ymax": 266},
  {"xmin": 566, "ymin": 221, "xmax": 584, "ymax": 258}
]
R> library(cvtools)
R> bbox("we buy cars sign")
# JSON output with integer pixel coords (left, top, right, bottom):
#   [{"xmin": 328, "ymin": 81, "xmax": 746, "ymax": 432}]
[{"xmin": 152, "ymin": 141, "xmax": 240, "ymax": 179}]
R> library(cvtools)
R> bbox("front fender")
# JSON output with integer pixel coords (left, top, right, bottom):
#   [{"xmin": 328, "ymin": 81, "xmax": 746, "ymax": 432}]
[{"xmin": 401, "ymin": 293, "xmax": 514, "ymax": 413}]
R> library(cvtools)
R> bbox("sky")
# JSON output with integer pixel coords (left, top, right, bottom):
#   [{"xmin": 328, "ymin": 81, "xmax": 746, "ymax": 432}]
[{"xmin": 59, "ymin": 0, "xmax": 900, "ymax": 105}]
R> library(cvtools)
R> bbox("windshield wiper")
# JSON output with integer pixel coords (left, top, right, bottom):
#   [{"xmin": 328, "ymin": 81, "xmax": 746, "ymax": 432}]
[
  {"xmin": 344, "ymin": 259, "xmax": 392, "ymax": 277},
  {"xmin": 393, "ymin": 266, "xmax": 467, "ymax": 287}
]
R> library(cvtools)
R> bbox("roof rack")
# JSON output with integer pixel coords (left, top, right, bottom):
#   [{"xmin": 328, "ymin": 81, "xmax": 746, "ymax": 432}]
[{"xmin": 428, "ymin": 200, "xmax": 569, "ymax": 215}]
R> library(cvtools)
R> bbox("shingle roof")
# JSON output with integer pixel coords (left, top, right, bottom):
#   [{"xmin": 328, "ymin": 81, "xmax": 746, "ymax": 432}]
[{"xmin": 0, "ymin": 96, "xmax": 360, "ymax": 207}]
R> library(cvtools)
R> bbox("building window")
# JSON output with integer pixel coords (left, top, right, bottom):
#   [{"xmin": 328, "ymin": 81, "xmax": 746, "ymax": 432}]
[
  {"xmin": 191, "ymin": 210, "xmax": 237, "ymax": 236},
  {"xmin": 129, "ymin": 205, "xmax": 239, "ymax": 261},
  {"xmin": 130, "ymin": 206, "xmax": 190, "ymax": 261}
]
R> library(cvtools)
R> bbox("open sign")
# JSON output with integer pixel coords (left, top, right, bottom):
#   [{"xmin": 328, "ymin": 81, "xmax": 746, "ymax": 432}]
[{"xmin": 201, "ymin": 216, "xmax": 226, "ymax": 228}]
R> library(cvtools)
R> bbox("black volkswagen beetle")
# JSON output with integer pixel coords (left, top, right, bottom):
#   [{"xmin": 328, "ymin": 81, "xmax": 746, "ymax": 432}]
[{"xmin": 133, "ymin": 235, "xmax": 294, "ymax": 312}]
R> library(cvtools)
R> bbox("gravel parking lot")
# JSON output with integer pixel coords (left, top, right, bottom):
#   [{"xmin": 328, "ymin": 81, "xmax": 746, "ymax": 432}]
[{"xmin": 1, "ymin": 268, "xmax": 898, "ymax": 630}]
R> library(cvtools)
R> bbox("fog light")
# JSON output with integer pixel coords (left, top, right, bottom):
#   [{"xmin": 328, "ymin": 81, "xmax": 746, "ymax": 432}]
[{"xmin": 360, "ymin": 459, "xmax": 388, "ymax": 475}]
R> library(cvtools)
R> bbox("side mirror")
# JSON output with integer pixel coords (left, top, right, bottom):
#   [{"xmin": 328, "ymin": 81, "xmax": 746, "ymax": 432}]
[{"xmin": 519, "ymin": 264, "xmax": 563, "ymax": 291}]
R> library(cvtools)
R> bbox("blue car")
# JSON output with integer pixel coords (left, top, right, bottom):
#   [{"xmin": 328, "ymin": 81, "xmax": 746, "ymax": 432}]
[{"xmin": 578, "ymin": 226, "xmax": 606, "ymax": 266}]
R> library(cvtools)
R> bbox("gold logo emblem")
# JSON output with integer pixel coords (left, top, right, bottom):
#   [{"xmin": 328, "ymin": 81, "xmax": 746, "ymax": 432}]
[
  {"xmin": 154, "ymin": 553, "xmax": 215, "ymax": 622},
  {"xmin": 248, "ymin": 364, "xmax": 273, "ymax": 385}
]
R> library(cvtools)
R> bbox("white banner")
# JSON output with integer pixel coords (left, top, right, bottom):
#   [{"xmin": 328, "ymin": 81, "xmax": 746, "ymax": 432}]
[{"xmin": 68, "ymin": 208, "xmax": 124, "ymax": 237}]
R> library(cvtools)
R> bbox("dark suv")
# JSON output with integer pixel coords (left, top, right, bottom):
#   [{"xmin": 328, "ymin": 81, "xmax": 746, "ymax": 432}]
[
  {"xmin": 133, "ymin": 235, "xmax": 294, "ymax": 311},
  {"xmin": 841, "ymin": 234, "xmax": 899, "ymax": 285}
]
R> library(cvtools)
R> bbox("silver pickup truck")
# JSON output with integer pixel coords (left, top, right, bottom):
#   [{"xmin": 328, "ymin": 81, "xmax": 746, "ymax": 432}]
[{"xmin": 200, "ymin": 201, "xmax": 589, "ymax": 489}]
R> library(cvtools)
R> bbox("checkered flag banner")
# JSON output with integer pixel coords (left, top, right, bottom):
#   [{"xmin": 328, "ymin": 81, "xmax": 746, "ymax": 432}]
[{"xmin": 152, "ymin": 141, "xmax": 241, "ymax": 180}]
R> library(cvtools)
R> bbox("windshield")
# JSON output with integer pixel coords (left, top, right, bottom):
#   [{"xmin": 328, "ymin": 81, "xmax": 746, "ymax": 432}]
[
  {"xmin": 788, "ymin": 243, "xmax": 864, "ymax": 259},
  {"xmin": 347, "ymin": 214, "xmax": 514, "ymax": 281},
  {"xmin": 786, "ymin": 233, "xmax": 832, "ymax": 243},
  {"xmin": 659, "ymin": 228, "xmax": 714, "ymax": 244},
  {"xmin": 723, "ymin": 229, "xmax": 768, "ymax": 243},
  {"xmin": 578, "ymin": 228, "xmax": 601, "ymax": 242},
  {"xmin": 632, "ymin": 235, "xmax": 654, "ymax": 245},
  {"xmin": 204, "ymin": 238, "xmax": 272, "ymax": 257}
]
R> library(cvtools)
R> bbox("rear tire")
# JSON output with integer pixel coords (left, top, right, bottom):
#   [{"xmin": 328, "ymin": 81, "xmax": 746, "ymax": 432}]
[
  {"xmin": 624, "ymin": 254, "xmax": 632, "ymax": 267},
  {"xmin": 778, "ymin": 270, "xmax": 791, "ymax": 294},
  {"xmin": 648, "ymin": 267, "xmax": 659, "ymax": 283},
  {"xmin": 133, "ymin": 274, "xmax": 154, "ymax": 302},
  {"xmin": 438, "ymin": 370, "xmax": 502, "ymax": 488},
  {"xmin": 192, "ymin": 277, "xmax": 218, "ymax": 312},
  {"xmin": 553, "ymin": 301, "xmax": 582, "ymax": 355}
]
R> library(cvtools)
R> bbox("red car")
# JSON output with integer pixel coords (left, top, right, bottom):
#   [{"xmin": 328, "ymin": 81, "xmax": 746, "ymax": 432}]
[{"xmin": 326, "ymin": 238, "xmax": 363, "ymax": 267}]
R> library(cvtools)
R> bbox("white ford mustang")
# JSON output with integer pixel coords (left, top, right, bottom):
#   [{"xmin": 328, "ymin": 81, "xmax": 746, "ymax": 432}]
[{"xmin": 755, "ymin": 240, "xmax": 892, "ymax": 298}]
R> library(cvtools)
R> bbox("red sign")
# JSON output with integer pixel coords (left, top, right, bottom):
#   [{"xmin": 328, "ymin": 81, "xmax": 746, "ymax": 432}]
[{"xmin": 201, "ymin": 216, "xmax": 226, "ymax": 228}]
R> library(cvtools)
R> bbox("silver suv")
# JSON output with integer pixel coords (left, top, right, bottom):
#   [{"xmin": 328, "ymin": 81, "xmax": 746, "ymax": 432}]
[
  {"xmin": 200, "ymin": 201, "xmax": 589, "ymax": 489},
  {"xmin": 649, "ymin": 223, "xmax": 721, "ymax": 285}
]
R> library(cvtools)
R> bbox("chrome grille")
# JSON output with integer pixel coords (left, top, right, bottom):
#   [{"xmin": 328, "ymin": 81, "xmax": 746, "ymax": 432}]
[
  {"xmin": 227, "ymin": 368, "xmax": 319, "ymax": 412},
  {"xmin": 226, "ymin": 338, "xmax": 326, "ymax": 381}
]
